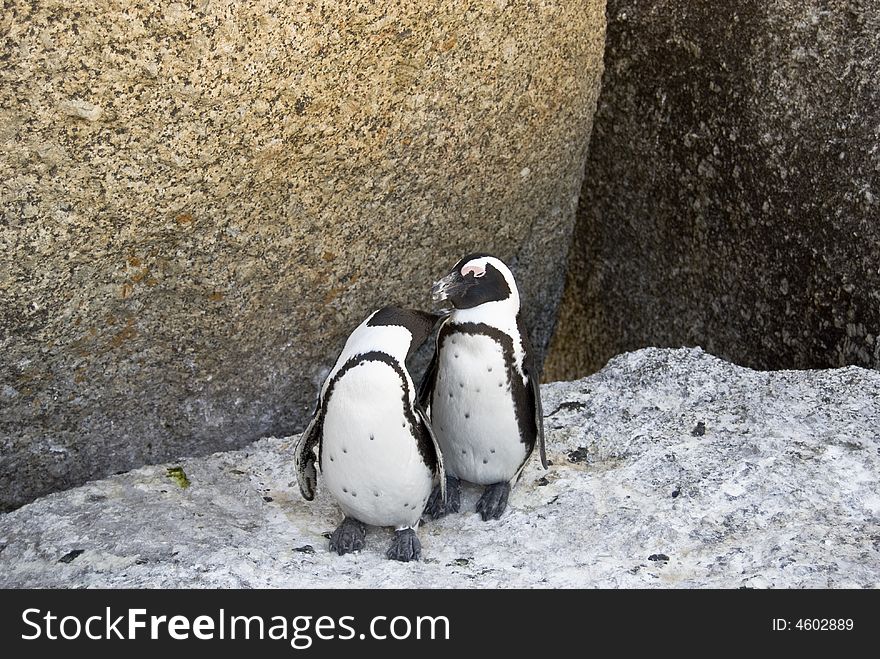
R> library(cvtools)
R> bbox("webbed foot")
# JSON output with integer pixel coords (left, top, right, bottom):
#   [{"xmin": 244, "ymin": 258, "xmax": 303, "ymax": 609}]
[
  {"xmin": 475, "ymin": 481, "xmax": 510, "ymax": 521},
  {"xmin": 386, "ymin": 528, "xmax": 421, "ymax": 562},
  {"xmin": 329, "ymin": 516, "xmax": 366, "ymax": 555},
  {"xmin": 423, "ymin": 475, "xmax": 461, "ymax": 520}
]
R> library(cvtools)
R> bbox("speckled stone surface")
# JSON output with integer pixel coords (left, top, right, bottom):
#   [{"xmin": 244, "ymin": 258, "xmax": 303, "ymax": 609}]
[
  {"xmin": 0, "ymin": 0, "xmax": 606, "ymax": 509},
  {"xmin": 1, "ymin": 347, "xmax": 878, "ymax": 588},
  {"xmin": 547, "ymin": 0, "xmax": 880, "ymax": 380}
]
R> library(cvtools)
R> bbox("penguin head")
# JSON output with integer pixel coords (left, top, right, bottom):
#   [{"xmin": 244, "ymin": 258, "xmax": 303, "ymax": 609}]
[
  {"xmin": 322, "ymin": 306, "xmax": 439, "ymax": 401},
  {"xmin": 364, "ymin": 306, "xmax": 440, "ymax": 358},
  {"xmin": 431, "ymin": 253, "xmax": 519, "ymax": 312}
]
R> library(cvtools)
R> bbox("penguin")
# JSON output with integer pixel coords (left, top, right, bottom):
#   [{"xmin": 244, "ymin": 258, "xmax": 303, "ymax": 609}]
[
  {"xmin": 294, "ymin": 306, "xmax": 445, "ymax": 561},
  {"xmin": 420, "ymin": 253, "xmax": 546, "ymax": 521}
]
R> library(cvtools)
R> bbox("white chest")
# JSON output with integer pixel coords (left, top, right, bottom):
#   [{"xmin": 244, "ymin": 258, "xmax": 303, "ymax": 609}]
[
  {"xmin": 430, "ymin": 332, "xmax": 527, "ymax": 484},
  {"xmin": 321, "ymin": 361, "xmax": 433, "ymax": 529}
]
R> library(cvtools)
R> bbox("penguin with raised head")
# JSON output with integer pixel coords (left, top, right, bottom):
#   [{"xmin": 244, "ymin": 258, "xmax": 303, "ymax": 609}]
[
  {"xmin": 420, "ymin": 254, "xmax": 546, "ymax": 521},
  {"xmin": 294, "ymin": 307, "xmax": 445, "ymax": 561}
]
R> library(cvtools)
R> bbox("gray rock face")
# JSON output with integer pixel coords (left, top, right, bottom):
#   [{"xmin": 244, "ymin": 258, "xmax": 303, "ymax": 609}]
[
  {"xmin": 547, "ymin": 0, "xmax": 880, "ymax": 380},
  {"xmin": 1, "ymin": 347, "xmax": 877, "ymax": 588},
  {"xmin": 0, "ymin": 1, "xmax": 606, "ymax": 509}
]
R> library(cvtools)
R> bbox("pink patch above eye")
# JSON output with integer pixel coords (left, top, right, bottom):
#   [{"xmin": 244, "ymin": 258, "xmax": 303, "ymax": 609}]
[{"xmin": 461, "ymin": 264, "xmax": 486, "ymax": 277}]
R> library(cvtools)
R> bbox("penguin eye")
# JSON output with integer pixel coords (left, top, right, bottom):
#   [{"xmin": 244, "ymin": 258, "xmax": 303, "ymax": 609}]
[{"xmin": 461, "ymin": 264, "xmax": 486, "ymax": 278}]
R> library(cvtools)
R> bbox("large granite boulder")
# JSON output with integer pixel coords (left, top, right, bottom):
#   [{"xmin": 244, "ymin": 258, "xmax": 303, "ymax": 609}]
[
  {"xmin": 547, "ymin": 0, "xmax": 880, "ymax": 380},
  {"xmin": 1, "ymin": 348, "xmax": 877, "ymax": 588},
  {"xmin": 0, "ymin": 1, "xmax": 606, "ymax": 509}
]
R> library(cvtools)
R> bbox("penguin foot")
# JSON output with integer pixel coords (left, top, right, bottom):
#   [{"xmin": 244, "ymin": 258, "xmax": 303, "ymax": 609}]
[
  {"xmin": 476, "ymin": 482, "xmax": 510, "ymax": 521},
  {"xmin": 386, "ymin": 528, "xmax": 421, "ymax": 562},
  {"xmin": 329, "ymin": 516, "xmax": 366, "ymax": 556},
  {"xmin": 423, "ymin": 475, "xmax": 461, "ymax": 520}
]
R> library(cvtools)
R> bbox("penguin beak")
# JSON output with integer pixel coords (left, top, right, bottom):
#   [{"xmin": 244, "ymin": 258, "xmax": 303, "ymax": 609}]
[
  {"xmin": 431, "ymin": 271, "xmax": 471, "ymax": 310},
  {"xmin": 431, "ymin": 274, "xmax": 452, "ymax": 302},
  {"xmin": 431, "ymin": 273, "xmax": 457, "ymax": 308}
]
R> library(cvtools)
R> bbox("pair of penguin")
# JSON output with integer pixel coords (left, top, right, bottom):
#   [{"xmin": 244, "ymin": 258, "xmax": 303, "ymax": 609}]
[{"xmin": 294, "ymin": 254, "xmax": 546, "ymax": 562}]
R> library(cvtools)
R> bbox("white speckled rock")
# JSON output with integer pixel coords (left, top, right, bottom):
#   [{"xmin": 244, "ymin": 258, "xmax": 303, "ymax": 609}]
[{"xmin": 1, "ymin": 347, "xmax": 878, "ymax": 588}]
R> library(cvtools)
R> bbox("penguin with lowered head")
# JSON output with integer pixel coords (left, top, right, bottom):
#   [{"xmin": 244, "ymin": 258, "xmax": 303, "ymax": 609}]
[{"xmin": 294, "ymin": 306, "xmax": 445, "ymax": 561}]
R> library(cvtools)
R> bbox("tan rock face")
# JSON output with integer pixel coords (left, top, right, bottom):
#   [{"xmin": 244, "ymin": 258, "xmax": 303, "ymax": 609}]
[{"xmin": 0, "ymin": 0, "xmax": 606, "ymax": 509}]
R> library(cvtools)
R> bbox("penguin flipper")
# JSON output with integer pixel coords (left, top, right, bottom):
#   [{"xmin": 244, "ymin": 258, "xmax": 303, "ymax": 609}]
[
  {"xmin": 293, "ymin": 408, "xmax": 321, "ymax": 501},
  {"xmin": 511, "ymin": 319, "xmax": 547, "ymax": 485},
  {"xmin": 526, "ymin": 361, "xmax": 547, "ymax": 469},
  {"xmin": 415, "ymin": 404, "xmax": 446, "ymax": 502},
  {"xmin": 416, "ymin": 322, "xmax": 443, "ymax": 416}
]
